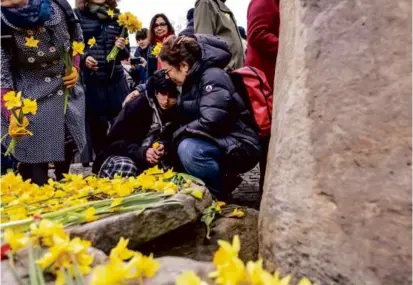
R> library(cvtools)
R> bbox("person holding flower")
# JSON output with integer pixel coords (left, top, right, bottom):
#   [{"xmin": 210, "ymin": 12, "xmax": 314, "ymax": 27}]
[
  {"xmin": 74, "ymin": 0, "xmax": 131, "ymax": 156},
  {"xmin": 92, "ymin": 71, "xmax": 180, "ymax": 179},
  {"xmin": 0, "ymin": 0, "xmax": 88, "ymax": 185}
]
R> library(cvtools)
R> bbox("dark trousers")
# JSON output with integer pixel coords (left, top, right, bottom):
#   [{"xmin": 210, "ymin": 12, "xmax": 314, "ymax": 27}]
[
  {"xmin": 19, "ymin": 128, "xmax": 77, "ymax": 186},
  {"xmin": 259, "ymin": 136, "xmax": 271, "ymax": 193},
  {"xmin": 87, "ymin": 117, "xmax": 110, "ymax": 156}
]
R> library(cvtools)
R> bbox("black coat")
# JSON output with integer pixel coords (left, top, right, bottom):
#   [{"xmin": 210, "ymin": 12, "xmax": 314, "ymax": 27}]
[
  {"xmin": 173, "ymin": 35, "xmax": 261, "ymax": 174},
  {"xmin": 92, "ymin": 93, "xmax": 179, "ymax": 174},
  {"xmin": 74, "ymin": 9, "xmax": 130, "ymax": 83},
  {"xmin": 179, "ymin": 19, "xmax": 195, "ymax": 36}
]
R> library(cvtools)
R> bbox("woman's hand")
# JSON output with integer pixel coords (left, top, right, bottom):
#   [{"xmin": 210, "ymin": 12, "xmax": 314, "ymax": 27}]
[
  {"xmin": 146, "ymin": 145, "xmax": 165, "ymax": 164},
  {"xmin": 115, "ymin": 37, "xmax": 126, "ymax": 50},
  {"xmin": 86, "ymin": 56, "xmax": 98, "ymax": 71},
  {"xmin": 63, "ymin": 67, "xmax": 79, "ymax": 89}
]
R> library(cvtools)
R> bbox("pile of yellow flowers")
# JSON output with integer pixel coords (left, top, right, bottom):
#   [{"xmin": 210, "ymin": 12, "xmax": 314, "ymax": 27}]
[
  {"xmin": 1, "ymin": 166, "xmax": 204, "ymax": 231},
  {"xmin": 176, "ymin": 235, "xmax": 316, "ymax": 285},
  {"xmin": 91, "ymin": 237, "xmax": 159, "ymax": 285},
  {"xmin": 4, "ymin": 219, "xmax": 94, "ymax": 285},
  {"xmin": 2, "ymin": 90, "xmax": 37, "ymax": 156}
]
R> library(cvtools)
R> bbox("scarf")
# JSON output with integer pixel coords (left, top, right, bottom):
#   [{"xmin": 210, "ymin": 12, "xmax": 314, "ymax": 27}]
[
  {"xmin": 1, "ymin": 0, "xmax": 52, "ymax": 29},
  {"xmin": 88, "ymin": 3, "xmax": 120, "ymax": 21}
]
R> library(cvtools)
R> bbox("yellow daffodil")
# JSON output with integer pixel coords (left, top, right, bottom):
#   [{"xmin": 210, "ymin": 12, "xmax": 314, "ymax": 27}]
[
  {"xmin": 110, "ymin": 198, "xmax": 123, "ymax": 208},
  {"xmin": 3, "ymin": 228, "xmax": 28, "ymax": 253},
  {"xmin": 125, "ymin": 38, "xmax": 129, "ymax": 45},
  {"xmin": 88, "ymin": 37, "xmax": 96, "ymax": 48},
  {"xmin": 152, "ymin": 142, "xmax": 161, "ymax": 149},
  {"xmin": 209, "ymin": 256, "xmax": 246, "ymax": 285},
  {"xmin": 297, "ymin": 278, "xmax": 314, "ymax": 285},
  {"xmin": 72, "ymin": 41, "xmax": 85, "ymax": 56},
  {"xmin": 217, "ymin": 201, "xmax": 226, "ymax": 207},
  {"xmin": 30, "ymin": 219, "xmax": 68, "ymax": 247},
  {"xmin": 152, "ymin": 42, "xmax": 162, "ymax": 57},
  {"xmin": 110, "ymin": 237, "xmax": 135, "ymax": 260},
  {"xmin": 24, "ymin": 36, "xmax": 39, "ymax": 48},
  {"xmin": 84, "ymin": 207, "xmax": 98, "ymax": 222},
  {"xmin": 176, "ymin": 271, "xmax": 208, "ymax": 285},
  {"xmin": 91, "ymin": 257, "xmax": 128, "ymax": 285},
  {"xmin": 117, "ymin": 12, "xmax": 142, "ymax": 33},
  {"xmin": 163, "ymin": 168, "xmax": 175, "ymax": 179},
  {"xmin": 4, "ymin": 91, "xmax": 22, "ymax": 109},
  {"xmin": 272, "ymin": 270, "xmax": 292, "ymax": 285},
  {"xmin": 213, "ymin": 235, "xmax": 241, "ymax": 267},
  {"xmin": 191, "ymin": 189, "xmax": 204, "ymax": 200},
  {"xmin": 246, "ymin": 259, "xmax": 274, "ymax": 285},
  {"xmin": 107, "ymin": 8, "xmax": 115, "ymax": 19},
  {"xmin": 126, "ymin": 252, "xmax": 160, "ymax": 279},
  {"xmin": 22, "ymin": 98, "xmax": 37, "ymax": 115},
  {"xmin": 231, "ymin": 208, "xmax": 245, "ymax": 218}
]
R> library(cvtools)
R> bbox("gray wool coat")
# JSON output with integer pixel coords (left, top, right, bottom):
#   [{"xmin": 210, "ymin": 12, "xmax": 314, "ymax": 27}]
[{"xmin": 0, "ymin": 1, "xmax": 88, "ymax": 164}]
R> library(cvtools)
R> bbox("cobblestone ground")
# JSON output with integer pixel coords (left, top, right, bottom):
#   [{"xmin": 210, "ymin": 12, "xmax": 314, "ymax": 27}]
[
  {"xmin": 232, "ymin": 165, "xmax": 262, "ymax": 210},
  {"xmin": 60, "ymin": 163, "xmax": 262, "ymax": 210}
]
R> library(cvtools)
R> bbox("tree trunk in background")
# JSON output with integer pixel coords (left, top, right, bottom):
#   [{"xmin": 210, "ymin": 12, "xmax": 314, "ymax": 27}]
[{"xmin": 259, "ymin": 0, "xmax": 412, "ymax": 284}]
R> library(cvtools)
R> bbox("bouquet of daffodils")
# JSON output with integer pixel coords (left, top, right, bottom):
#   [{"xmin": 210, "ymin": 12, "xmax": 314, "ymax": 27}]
[
  {"xmin": 1, "ymin": 91, "xmax": 37, "ymax": 156},
  {"xmin": 106, "ymin": 12, "xmax": 142, "ymax": 63}
]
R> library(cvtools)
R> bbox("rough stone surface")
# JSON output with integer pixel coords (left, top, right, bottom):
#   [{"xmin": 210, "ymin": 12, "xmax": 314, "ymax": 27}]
[
  {"xmin": 69, "ymin": 192, "xmax": 212, "ymax": 254},
  {"xmin": 142, "ymin": 257, "xmax": 214, "ymax": 285},
  {"xmin": 260, "ymin": 0, "xmax": 412, "ymax": 285},
  {"xmin": 136, "ymin": 207, "xmax": 259, "ymax": 263}
]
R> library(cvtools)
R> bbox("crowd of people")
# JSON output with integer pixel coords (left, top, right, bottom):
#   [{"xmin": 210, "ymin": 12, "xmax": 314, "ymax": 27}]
[{"xmin": 0, "ymin": 0, "xmax": 280, "ymax": 201}]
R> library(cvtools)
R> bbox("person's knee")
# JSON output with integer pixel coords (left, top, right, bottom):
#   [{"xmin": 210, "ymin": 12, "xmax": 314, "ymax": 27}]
[{"xmin": 177, "ymin": 138, "xmax": 200, "ymax": 167}]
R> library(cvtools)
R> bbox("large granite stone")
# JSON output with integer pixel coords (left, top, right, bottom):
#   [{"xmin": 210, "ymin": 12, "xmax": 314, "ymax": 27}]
[
  {"xmin": 136, "ymin": 207, "xmax": 259, "ymax": 263},
  {"xmin": 69, "ymin": 192, "xmax": 212, "ymax": 254},
  {"xmin": 259, "ymin": 0, "xmax": 412, "ymax": 284}
]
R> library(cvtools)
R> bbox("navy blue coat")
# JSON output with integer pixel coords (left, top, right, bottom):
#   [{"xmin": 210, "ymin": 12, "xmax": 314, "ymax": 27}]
[
  {"xmin": 173, "ymin": 35, "xmax": 261, "ymax": 174},
  {"xmin": 74, "ymin": 8, "xmax": 131, "ymax": 120}
]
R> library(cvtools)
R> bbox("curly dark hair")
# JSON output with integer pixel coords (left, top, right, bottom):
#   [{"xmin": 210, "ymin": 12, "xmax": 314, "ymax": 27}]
[
  {"xmin": 159, "ymin": 35, "xmax": 202, "ymax": 70},
  {"xmin": 147, "ymin": 70, "xmax": 179, "ymax": 99},
  {"xmin": 76, "ymin": 0, "xmax": 118, "ymax": 10},
  {"xmin": 148, "ymin": 14, "xmax": 175, "ymax": 45}
]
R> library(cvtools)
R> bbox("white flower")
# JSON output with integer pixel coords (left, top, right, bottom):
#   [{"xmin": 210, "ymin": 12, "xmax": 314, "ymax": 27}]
[
  {"xmin": 44, "ymin": 77, "xmax": 51, "ymax": 83},
  {"xmin": 49, "ymin": 46, "xmax": 57, "ymax": 53},
  {"xmin": 28, "ymin": 57, "xmax": 35, "ymax": 63},
  {"xmin": 37, "ymin": 51, "xmax": 45, "ymax": 57},
  {"xmin": 41, "ymin": 63, "xmax": 47, "ymax": 68},
  {"xmin": 56, "ymin": 74, "xmax": 62, "ymax": 79},
  {"xmin": 57, "ymin": 90, "xmax": 64, "ymax": 96}
]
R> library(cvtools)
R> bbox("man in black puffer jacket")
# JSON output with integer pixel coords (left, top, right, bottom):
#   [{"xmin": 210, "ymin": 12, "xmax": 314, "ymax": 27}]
[
  {"xmin": 159, "ymin": 35, "xmax": 261, "ymax": 200},
  {"xmin": 74, "ymin": 2, "xmax": 131, "ymax": 156}
]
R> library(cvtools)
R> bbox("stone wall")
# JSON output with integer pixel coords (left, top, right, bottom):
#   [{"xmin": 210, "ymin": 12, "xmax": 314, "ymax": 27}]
[{"xmin": 260, "ymin": 0, "xmax": 412, "ymax": 284}]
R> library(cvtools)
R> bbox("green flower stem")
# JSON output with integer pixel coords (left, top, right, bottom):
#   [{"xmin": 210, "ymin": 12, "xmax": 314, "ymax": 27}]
[
  {"xmin": 4, "ymin": 138, "xmax": 17, "ymax": 156},
  {"xmin": 64, "ymin": 89, "xmax": 70, "ymax": 115}
]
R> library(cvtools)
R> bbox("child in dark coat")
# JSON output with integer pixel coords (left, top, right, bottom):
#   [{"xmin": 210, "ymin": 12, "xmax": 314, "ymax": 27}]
[{"xmin": 92, "ymin": 71, "xmax": 179, "ymax": 178}]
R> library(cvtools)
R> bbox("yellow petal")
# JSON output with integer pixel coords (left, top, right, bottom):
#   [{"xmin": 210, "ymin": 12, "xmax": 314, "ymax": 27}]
[
  {"xmin": 176, "ymin": 271, "xmax": 203, "ymax": 285},
  {"xmin": 191, "ymin": 190, "xmax": 204, "ymax": 200},
  {"xmin": 24, "ymin": 36, "xmax": 39, "ymax": 48},
  {"xmin": 297, "ymin": 277, "xmax": 313, "ymax": 285}
]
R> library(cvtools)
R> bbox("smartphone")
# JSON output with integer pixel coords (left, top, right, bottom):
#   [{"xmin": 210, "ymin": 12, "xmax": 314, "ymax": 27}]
[{"xmin": 130, "ymin": 57, "xmax": 144, "ymax": 65}]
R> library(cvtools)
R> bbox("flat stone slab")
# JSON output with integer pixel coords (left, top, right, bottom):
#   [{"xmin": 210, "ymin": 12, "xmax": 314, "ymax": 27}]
[{"xmin": 69, "ymin": 191, "xmax": 212, "ymax": 254}]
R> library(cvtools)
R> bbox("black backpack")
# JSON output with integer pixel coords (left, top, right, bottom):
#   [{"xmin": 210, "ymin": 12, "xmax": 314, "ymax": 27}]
[{"xmin": 1, "ymin": 0, "xmax": 79, "ymax": 47}]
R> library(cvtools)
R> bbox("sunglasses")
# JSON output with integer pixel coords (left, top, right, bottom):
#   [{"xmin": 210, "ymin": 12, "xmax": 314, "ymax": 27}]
[{"xmin": 154, "ymin": 22, "xmax": 167, "ymax": 29}]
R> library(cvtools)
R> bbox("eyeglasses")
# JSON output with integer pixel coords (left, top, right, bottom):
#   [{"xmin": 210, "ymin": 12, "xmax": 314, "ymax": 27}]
[
  {"xmin": 154, "ymin": 22, "xmax": 167, "ymax": 29},
  {"xmin": 160, "ymin": 67, "xmax": 173, "ymax": 78}
]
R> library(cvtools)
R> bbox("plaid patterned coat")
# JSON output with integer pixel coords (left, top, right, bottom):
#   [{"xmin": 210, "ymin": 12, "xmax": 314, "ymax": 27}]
[{"xmin": 0, "ymin": 1, "xmax": 88, "ymax": 164}]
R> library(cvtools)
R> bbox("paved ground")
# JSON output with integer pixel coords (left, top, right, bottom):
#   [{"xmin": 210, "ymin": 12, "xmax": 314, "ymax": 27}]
[{"xmin": 58, "ymin": 163, "xmax": 262, "ymax": 210}]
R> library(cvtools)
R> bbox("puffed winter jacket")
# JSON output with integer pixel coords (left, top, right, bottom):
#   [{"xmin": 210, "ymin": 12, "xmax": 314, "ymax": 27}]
[{"xmin": 173, "ymin": 35, "xmax": 261, "ymax": 174}]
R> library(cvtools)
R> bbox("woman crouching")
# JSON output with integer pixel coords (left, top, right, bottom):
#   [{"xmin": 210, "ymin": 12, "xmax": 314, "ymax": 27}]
[{"xmin": 159, "ymin": 35, "xmax": 261, "ymax": 200}]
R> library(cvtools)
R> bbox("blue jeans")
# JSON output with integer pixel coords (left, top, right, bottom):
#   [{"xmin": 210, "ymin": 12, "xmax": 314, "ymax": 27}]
[{"xmin": 177, "ymin": 138, "xmax": 224, "ymax": 198}]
